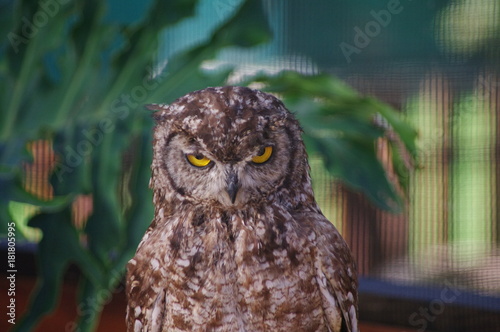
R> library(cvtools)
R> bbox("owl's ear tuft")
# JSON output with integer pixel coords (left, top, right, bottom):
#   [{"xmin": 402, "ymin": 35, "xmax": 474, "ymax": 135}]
[
  {"xmin": 258, "ymin": 112, "xmax": 289, "ymax": 131},
  {"xmin": 146, "ymin": 104, "xmax": 169, "ymax": 123}
]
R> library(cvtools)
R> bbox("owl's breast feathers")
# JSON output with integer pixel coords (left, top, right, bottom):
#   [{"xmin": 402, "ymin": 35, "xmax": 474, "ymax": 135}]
[{"xmin": 126, "ymin": 204, "xmax": 358, "ymax": 332}]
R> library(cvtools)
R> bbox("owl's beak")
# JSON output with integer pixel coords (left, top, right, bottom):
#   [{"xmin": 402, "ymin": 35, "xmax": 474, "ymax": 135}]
[{"xmin": 226, "ymin": 170, "xmax": 240, "ymax": 204}]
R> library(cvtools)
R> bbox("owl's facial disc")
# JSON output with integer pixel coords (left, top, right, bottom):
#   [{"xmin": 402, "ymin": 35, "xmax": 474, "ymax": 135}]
[{"xmin": 164, "ymin": 133, "xmax": 287, "ymax": 209}]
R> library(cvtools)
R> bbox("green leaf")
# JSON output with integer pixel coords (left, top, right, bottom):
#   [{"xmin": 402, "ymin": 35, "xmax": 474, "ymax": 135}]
[
  {"xmin": 145, "ymin": 0, "xmax": 198, "ymax": 30},
  {"xmin": 246, "ymin": 71, "xmax": 416, "ymax": 210},
  {"xmin": 373, "ymin": 100, "xmax": 418, "ymax": 158},
  {"xmin": 147, "ymin": 0, "xmax": 272, "ymax": 104},
  {"xmin": 16, "ymin": 208, "xmax": 105, "ymax": 331},
  {"xmin": 74, "ymin": 278, "xmax": 105, "ymax": 332},
  {"xmin": 0, "ymin": 171, "xmax": 72, "ymax": 209},
  {"xmin": 83, "ymin": 122, "xmax": 130, "ymax": 265},
  {"xmin": 50, "ymin": 124, "xmax": 93, "ymax": 196},
  {"xmin": 119, "ymin": 124, "xmax": 154, "ymax": 268},
  {"xmin": 306, "ymin": 133, "xmax": 401, "ymax": 211},
  {"xmin": 211, "ymin": 0, "xmax": 272, "ymax": 48},
  {"xmin": 250, "ymin": 71, "xmax": 359, "ymax": 100}
]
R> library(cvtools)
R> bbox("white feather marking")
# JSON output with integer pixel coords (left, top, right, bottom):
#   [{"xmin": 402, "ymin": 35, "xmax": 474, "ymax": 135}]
[
  {"xmin": 134, "ymin": 319, "xmax": 142, "ymax": 332},
  {"xmin": 176, "ymin": 258, "xmax": 190, "ymax": 267},
  {"xmin": 265, "ymin": 279, "xmax": 274, "ymax": 289},
  {"xmin": 316, "ymin": 272, "xmax": 342, "ymax": 331},
  {"xmin": 186, "ymin": 280, "xmax": 200, "ymax": 292},
  {"xmin": 256, "ymin": 225, "xmax": 266, "ymax": 237},
  {"xmin": 150, "ymin": 258, "xmax": 160, "ymax": 270},
  {"xmin": 134, "ymin": 306, "xmax": 141, "ymax": 318},
  {"xmin": 151, "ymin": 292, "xmax": 165, "ymax": 332},
  {"xmin": 350, "ymin": 305, "xmax": 358, "ymax": 332}
]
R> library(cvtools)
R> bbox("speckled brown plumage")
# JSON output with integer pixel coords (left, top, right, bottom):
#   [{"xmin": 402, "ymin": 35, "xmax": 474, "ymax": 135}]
[{"xmin": 126, "ymin": 86, "xmax": 359, "ymax": 332}]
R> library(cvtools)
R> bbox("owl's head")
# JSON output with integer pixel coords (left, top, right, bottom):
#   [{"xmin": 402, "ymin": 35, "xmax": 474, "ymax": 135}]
[{"xmin": 148, "ymin": 86, "xmax": 315, "ymax": 211}]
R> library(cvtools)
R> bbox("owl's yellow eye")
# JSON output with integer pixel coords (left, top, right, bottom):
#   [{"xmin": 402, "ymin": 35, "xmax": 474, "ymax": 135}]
[
  {"xmin": 186, "ymin": 154, "xmax": 212, "ymax": 168},
  {"xmin": 251, "ymin": 146, "xmax": 273, "ymax": 164}
]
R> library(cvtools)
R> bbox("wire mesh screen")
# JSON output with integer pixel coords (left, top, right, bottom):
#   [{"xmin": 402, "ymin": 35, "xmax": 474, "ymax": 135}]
[
  {"xmin": 220, "ymin": 0, "xmax": 500, "ymax": 330},
  {"xmin": 216, "ymin": 0, "xmax": 500, "ymax": 293},
  {"xmin": 342, "ymin": 69, "xmax": 500, "ymax": 331},
  {"xmin": 6, "ymin": 0, "xmax": 500, "ymax": 331}
]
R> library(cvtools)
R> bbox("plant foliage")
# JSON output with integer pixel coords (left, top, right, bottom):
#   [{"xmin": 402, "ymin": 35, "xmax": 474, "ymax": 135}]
[{"xmin": 0, "ymin": 0, "xmax": 415, "ymax": 331}]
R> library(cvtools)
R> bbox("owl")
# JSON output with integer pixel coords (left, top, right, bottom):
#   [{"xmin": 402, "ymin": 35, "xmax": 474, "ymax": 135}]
[{"xmin": 126, "ymin": 86, "xmax": 359, "ymax": 332}]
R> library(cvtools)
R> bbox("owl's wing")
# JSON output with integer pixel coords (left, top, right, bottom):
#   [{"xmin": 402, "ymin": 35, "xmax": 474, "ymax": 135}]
[
  {"xmin": 312, "ymin": 214, "xmax": 359, "ymax": 332},
  {"xmin": 126, "ymin": 235, "xmax": 168, "ymax": 331}
]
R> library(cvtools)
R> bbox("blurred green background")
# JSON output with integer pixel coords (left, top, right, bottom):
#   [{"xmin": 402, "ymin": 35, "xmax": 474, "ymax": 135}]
[{"xmin": 1, "ymin": 0, "xmax": 499, "ymax": 331}]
